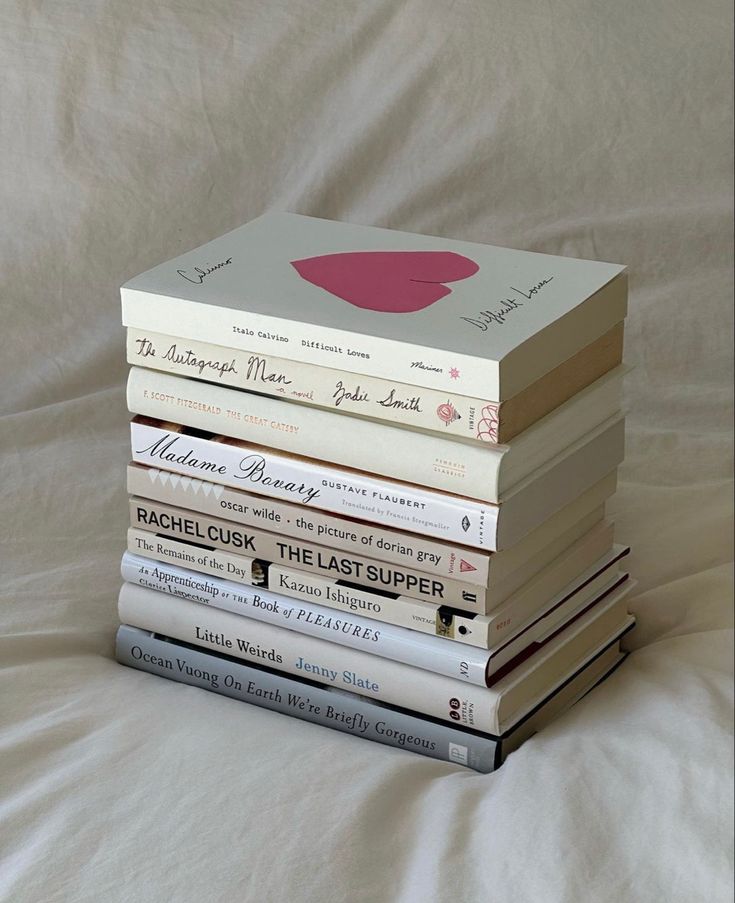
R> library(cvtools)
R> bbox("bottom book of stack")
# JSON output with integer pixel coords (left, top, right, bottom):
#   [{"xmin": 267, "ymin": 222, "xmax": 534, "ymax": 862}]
[{"xmin": 116, "ymin": 574, "xmax": 634, "ymax": 773}]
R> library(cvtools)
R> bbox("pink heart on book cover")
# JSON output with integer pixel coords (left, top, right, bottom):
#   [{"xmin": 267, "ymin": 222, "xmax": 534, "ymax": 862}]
[{"xmin": 290, "ymin": 250, "xmax": 479, "ymax": 313}]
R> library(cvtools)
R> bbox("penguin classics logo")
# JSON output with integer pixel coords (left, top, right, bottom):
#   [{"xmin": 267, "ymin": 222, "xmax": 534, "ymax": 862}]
[{"xmin": 436, "ymin": 400, "xmax": 461, "ymax": 427}]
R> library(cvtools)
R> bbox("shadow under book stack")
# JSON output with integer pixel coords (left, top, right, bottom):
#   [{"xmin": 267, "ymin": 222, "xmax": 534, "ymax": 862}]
[{"xmin": 116, "ymin": 213, "xmax": 635, "ymax": 773}]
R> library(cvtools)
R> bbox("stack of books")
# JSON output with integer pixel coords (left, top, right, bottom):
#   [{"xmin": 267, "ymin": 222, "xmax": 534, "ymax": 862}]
[{"xmin": 116, "ymin": 213, "xmax": 635, "ymax": 773}]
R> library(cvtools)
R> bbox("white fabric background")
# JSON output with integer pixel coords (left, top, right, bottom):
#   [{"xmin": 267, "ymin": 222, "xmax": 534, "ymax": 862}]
[{"xmin": 1, "ymin": 2, "xmax": 732, "ymax": 901}]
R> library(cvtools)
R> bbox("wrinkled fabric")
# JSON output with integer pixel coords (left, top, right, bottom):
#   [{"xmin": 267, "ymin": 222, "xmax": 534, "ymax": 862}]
[{"xmin": 0, "ymin": 2, "xmax": 732, "ymax": 901}]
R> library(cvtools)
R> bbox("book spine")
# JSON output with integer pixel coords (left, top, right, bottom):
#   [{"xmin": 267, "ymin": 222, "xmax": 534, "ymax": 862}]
[
  {"xmin": 125, "ymin": 528, "xmax": 492, "ymax": 642},
  {"xmin": 127, "ymin": 463, "xmax": 492, "ymax": 585},
  {"xmin": 121, "ymin": 552, "xmax": 493, "ymax": 685},
  {"xmin": 129, "ymin": 421, "xmax": 499, "ymax": 550},
  {"xmin": 126, "ymin": 366, "xmax": 504, "ymax": 502},
  {"xmin": 118, "ymin": 583, "xmax": 502, "ymax": 732},
  {"xmin": 129, "ymin": 497, "xmax": 488, "ymax": 610},
  {"xmin": 116, "ymin": 625, "xmax": 499, "ymax": 772},
  {"xmin": 128, "ymin": 328, "xmax": 503, "ymax": 444},
  {"xmin": 127, "ymin": 528, "xmax": 263, "ymax": 586},
  {"xmin": 268, "ymin": 564, "xmax": 498, "ymax": 645},
  {"xmin": 122, "ymin": 287, "xmax": 499, "ymax": 398}
]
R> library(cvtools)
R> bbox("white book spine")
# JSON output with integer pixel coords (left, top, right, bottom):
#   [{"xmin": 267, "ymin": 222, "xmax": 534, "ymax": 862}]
[
  {"xmin": 127, "ymin": 328, "xmax": 503, "ymax": 443},
  {"xmin": 127, "ymin": 528, "xmax": 262, "ymax": 586},
  {"xmin": 263, "ymin": 565, "xmax": 498, "ymax": 646},
  {"xmin": 129, "ymin": 497, "xmax": 487, "ymax": 610},
  {"xmin": 122, "ymin": 287, "xmax": 499, "ymax": 397},
  {"xmin": 121, "ymin": 552, "xmax": 492, "ymax": 685},
  {"xmin": 129, "ymin": 421, "xmax": 499, "ymax": 550},
  {"xmin": 118, "ymin": 582, "xmax": 503, "ymax": 733},
  {"xmin": 127, "ymin": 463, "xmax": 492, "ymax": 584},
  {"xmin": 127, "ymin": 366, "xmax": 505, "ymax": 501}
]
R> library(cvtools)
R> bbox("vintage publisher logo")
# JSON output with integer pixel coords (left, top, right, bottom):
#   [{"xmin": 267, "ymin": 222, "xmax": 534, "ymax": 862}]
[
  {"xmin": 436, "ymin": 401, "xmax": 461, "ymax": 427},
  {"xmin": 459, "ymin": 559, "xmax": 477, "ymax": 573},
  {"xmin": 461, "ymin": 516, "xmax": 471, "ymax": 532}
]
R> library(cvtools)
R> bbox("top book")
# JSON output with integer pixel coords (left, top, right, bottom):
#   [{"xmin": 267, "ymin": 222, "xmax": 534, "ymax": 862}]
[{"xmin": 121, "ymin": 213, "xmax": 627, "ymax": 400}]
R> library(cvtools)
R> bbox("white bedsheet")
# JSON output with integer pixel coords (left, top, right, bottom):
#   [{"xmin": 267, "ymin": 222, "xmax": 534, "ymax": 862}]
[{"xmin": 1, "ymin": 2, "xmax": 732, "ymax": 901}]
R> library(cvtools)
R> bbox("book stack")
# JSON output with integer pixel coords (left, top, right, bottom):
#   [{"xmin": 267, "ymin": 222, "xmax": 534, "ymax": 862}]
[{"xmin": 116, "ymin": 213, "xmax": 635, "ymax": 772}]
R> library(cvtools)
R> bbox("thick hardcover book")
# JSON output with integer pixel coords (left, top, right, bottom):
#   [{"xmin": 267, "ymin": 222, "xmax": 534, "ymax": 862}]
[
  {"xmin": 125, "ymin": 524, "xmax": 629, "ymax": 645},
  {"xmin": 116, "ymin": 625, "xmax": 628, "ymax": 772},
  {"xmin": 128, "ymin": 497, "xmax": 615, "ymax": 615},
  {"xmin": 126, "ymin": 462, "xmax": 617, "ymax": 588},
  {"xmin": 126, "ymin": 323, "xmax": 624, "ymax": 444},
  {"xmin": 121, "ymin": 212, "xmax": 627, "ymax": 400},
  {"xmin": 129, "ymin": 416, "xmax": 625, "ymax": 550},
  {"xmin": 126, "ymin": 364, "xmax": 624, "ymax": 502},
  {"xmin": 121, "ymin": 549, "xmax": 628, "ymax": 685},
  {"xmin": 118, "ymin": 580, "xmax": 634, "ymax": 734}
]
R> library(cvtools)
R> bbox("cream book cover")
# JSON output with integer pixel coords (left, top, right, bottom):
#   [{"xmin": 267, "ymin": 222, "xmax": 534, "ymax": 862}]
[{"xmin": 122, "ymin": 213, "xmax": 626, "ymax": 399}]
